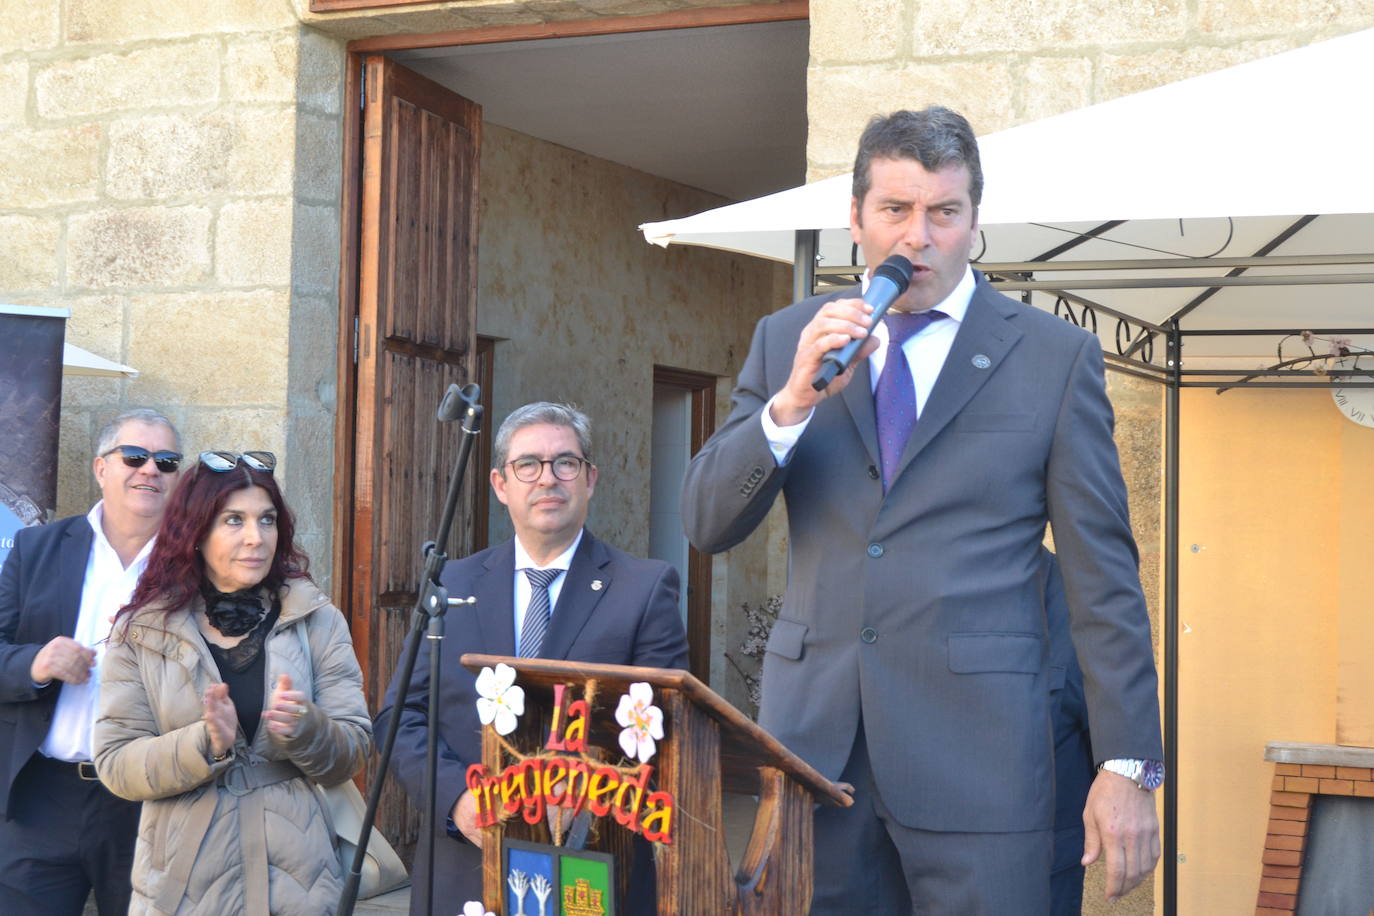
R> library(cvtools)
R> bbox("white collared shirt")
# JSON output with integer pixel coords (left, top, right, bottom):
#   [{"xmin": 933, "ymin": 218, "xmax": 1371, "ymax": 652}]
[
  {"xmin": 762, "ymin": 266, "xmax": 977, "ymax": 463},
  {"xmin": 511, "ymin": 529, "xmax": 584, "ymax": 655},
  {"xmin": 39, "ymin": 501, "xmax": 155, "ymax": 763}
]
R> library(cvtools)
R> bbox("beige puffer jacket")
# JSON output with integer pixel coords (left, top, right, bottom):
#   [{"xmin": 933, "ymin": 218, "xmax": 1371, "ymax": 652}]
[{"xmin": 94, "ymin": 578, "xmax": 372, "ymax": 916}]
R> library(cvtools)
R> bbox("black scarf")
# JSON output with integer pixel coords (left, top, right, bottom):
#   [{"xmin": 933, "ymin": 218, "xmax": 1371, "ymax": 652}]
[{"xmin": 200, "ymin": 582, "xmax": 269, "ymax": 637}]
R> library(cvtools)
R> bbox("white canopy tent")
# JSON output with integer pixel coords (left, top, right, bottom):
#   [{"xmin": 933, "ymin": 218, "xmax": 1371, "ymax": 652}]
[
  {"xmin": 640, "ymin": 29, "xmax": 1374, "ymax": 914},
  {"xmin": 62, "ymin": 343, "xmax": 138, "ymax": 378},
  {"xmin": 641, "ymin": 26, "xmax": 1374, "ymax": 380}
]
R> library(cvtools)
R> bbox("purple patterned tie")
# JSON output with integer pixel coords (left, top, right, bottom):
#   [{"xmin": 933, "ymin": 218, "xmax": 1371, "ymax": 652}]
[{"xmin": 875, "ymin": 309, "xmax": 946, "ymax": 490}]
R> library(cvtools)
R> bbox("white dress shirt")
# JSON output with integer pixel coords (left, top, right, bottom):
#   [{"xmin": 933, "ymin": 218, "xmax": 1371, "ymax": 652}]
[
  {"xmin": 511, "ymin": 529, "xmax": 583, "ymax": 655},
  {"xmin": 762, "ymin": 266, "xmax": 977, "ymax": 463},
  {"xmin": 39, "ymin": 501, "xmax": 155, "ymax": 763}
]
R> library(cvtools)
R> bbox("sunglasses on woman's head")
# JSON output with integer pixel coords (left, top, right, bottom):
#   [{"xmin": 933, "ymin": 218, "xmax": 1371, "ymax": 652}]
[
  {"xmin": 100, "ymin": 445, "xmax": 183, "ymax": 473},
  {"xmin": 199, "ymin": 451, "xmax": 277, "ymax": 473}
]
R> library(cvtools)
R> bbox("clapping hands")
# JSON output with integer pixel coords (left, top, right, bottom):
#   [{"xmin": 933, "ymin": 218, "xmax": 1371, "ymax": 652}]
[{"xmin": 263, "ymin": 673, "xmax": 309, "ymax": 741}]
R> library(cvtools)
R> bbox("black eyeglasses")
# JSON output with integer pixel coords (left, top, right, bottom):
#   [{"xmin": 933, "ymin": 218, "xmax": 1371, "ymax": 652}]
[
  {"xmin": 504, "ymin": 455, "xmax": 591, "ymax": 483},
  {"xmin": 100, "ymin": 445, "xmax": 183, "ymax": 473},
  {"xmin": 199, "ymin": 451, "xmax": 277, "ymax": 473}
]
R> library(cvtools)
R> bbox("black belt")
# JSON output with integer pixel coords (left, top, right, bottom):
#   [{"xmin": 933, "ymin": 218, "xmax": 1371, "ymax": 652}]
[{"xmin": 38, "ymin": 756, "xmax": 101, "ymax": 781}]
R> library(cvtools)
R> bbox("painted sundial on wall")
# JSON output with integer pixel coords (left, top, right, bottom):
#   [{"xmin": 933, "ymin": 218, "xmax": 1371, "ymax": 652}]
[{"xmin": 1331, "ymin": 385, "xmax": 1374, "ymax": 428}]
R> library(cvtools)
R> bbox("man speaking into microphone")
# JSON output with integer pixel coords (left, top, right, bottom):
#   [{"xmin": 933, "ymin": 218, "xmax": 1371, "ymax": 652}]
[{"xmin": 681, "ymin": 107, "xmax": 1162, "ymax": 913}]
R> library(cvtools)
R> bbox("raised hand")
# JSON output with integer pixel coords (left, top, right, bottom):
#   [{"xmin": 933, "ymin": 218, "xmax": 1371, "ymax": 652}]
[
  {"xmin": 202, "ymin": 682, "xmax": 238, "ymax": 758},
  {"xmin": 263, "ymin": 673, "xmax": 309, "ymax": 740},
  {"xmin": 770, "ymin": 297, "xmax": 879, "ymax": 426}
]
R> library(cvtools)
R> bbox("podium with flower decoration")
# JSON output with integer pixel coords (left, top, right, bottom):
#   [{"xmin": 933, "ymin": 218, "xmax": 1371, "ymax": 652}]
[{"xmin": 459, "ymin": 654, "xmax": 853, "ymax": 916}]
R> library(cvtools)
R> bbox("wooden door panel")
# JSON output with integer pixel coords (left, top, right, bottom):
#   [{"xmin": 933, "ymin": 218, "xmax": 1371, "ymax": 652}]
[
  {"xmin": 346, "ymin": 54, "xmax": 482, "ymax": 858},
  {"xmin": 385, "ymin": 104, "xmax": 476, "ymax": 352},
  {"xmin": 376, "ymin": 352, "xmax": 477, "ymax": 600}
]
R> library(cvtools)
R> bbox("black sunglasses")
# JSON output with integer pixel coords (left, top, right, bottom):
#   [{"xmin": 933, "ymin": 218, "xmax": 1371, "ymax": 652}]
[
  {"xmin": 199, "ymin": 451, "xmax": 277, "ymax": 473},
  {"xmin": 100, "ymin": 445, "xmax": 183, "ymax": 473}
]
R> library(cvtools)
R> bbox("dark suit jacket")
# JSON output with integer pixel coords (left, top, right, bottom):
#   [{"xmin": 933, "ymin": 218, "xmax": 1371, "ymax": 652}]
[
  {"xmin": 681, "ymin": 273, "xmax": 1161, "ymax": 834},
  {"xmin": 0, "ymin": 515, "xmax": 94, "ymax": 820},
  {"xmin": 1046, "ymin": 550, "xmax": 1094, "ymax": 878},
  {"xmin": 374, "ymin": 530, "xmax": 688, "ymax": 910}
]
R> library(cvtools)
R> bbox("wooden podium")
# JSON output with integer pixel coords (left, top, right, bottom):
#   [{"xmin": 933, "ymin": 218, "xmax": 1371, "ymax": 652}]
[{"xmin": 460, "ymin": 654, "xmax": 852, "ymax": 915}]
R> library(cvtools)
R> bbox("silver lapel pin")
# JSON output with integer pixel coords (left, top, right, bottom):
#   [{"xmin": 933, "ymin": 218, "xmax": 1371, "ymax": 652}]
[
  {"xmin": 590, "ymin": 579, "xmax": 603, "ymax": 591},
  {"xmin": 972, "ymin": 354, "xmax": 992, "ymax": 369}
]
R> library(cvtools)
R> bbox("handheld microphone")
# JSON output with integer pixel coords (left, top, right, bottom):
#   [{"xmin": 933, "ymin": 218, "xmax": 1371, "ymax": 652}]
[{"xmin": 810, "ymin": 254, "xmax": 914, "ymax": 391}]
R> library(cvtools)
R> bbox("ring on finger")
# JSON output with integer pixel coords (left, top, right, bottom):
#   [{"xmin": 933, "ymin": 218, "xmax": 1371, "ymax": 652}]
[{"xmin": 290, "ymin": 704, "xmax": 305, "ymax": 718}]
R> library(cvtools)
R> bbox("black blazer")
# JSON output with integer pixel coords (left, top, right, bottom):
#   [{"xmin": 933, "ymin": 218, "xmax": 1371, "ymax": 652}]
[
  {"xmin": 374, "ymin": 530, "xmax": 688, "ymax": 912},
  {"xmin": 0, "ymin": 515, "xmax": 94, "ymax": 819}
]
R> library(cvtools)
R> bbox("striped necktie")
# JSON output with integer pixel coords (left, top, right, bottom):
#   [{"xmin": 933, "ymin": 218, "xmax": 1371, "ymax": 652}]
[{"xmin": 518, "ymin": 567, "xmax": 562, "ymax": 658}]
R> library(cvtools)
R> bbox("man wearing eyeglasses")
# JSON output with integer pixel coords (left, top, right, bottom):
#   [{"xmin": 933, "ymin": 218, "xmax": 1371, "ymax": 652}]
[
  {"xmin": 377, "ymin": 401, "xmax": 689, "ymax": 914},
  {"xmin": 0, "ymin": 408, "xmax": 182, "ymax": 916}
]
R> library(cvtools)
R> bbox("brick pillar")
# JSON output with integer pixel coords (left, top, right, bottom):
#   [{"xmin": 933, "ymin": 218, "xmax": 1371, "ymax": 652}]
[{"xmin": 1256, "ymin": 761, "xmax": 1374, "ymax": 913}]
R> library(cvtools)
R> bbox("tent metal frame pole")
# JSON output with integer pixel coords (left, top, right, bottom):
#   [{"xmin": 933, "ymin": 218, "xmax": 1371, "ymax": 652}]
[
  {"xmin": 1179, "ymin": 367, "xmax": 1374, "ymax": 377},
  {"xmin": 1041, "ymin": 289, "xmax": 1172, "ymax": 335},
  {"xmin": 1103, "ymin": 352, "xmax": 1171, "ymax": 379},
  {"xmin": 794, "ymin": 229, "xmax": 818, "ymax": 301},
  {"xmin": 1101, "ymin": 361, "xmax": 1168, "ymax": 385},
  {"xmin": 986, "ymin": 272, "xmax": 1374, "ymax": 291},
  {"xmin": 1167, "ymin": 215, "xmax": 1319, "ymax": 326},
  {"xmin": 978, "ymin": 252, "xmax": 1374, "ymax": 273},
  {"xmin": 1179, "ymin": 326, "xmax": 1374, "ymax": 337},
  {"xmin": 1163, "ymin": 320, "xmax": 1181, "ymax": 916},
  {"xmin": 1180, "ymin": 380, "xmax": 1374, "ymax": 389},
  {"xmin": 819, "ymin": 252, "xmax": 1374, "ymax": 277}
]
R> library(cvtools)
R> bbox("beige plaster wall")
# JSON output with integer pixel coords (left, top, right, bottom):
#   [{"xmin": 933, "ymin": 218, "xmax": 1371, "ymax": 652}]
[
  {"xmin": 473, "ymin": 123, "xmax": 790, "ymax": 702},
  {"xmin": 1176, "ymin": 387, "xmax": 1374, "ymax": 913},
  {"xmin": 0, "ymin": 3, "xmax": 348, "ymax": 586}
]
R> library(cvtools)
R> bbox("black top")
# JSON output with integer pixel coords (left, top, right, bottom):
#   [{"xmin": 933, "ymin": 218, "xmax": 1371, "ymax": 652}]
[{"xmin": 203, "ymin": 604, "xmax": 281, "ymax": 745}]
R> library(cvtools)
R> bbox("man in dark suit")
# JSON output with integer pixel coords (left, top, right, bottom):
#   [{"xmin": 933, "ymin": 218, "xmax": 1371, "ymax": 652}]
[
  {"xmin": 0, "ymin": 408, "xmax": 182, "ymax": 915},
  {"xmin": 681, "ymin": 107, "xmax": 1162, "ymax": 913},
  {"xmin": 376, "ymin": 402, "xmax": 689, "ymax": 913},
  {"xmin": 1045, "ymin": 549, "xmax": 1096, "ymax": 916}
]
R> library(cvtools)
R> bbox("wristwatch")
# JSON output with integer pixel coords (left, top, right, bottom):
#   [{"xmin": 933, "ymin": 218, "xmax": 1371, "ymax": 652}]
[{"xmin": 1099, "ymin": 758, "xmax": 1165, "ymax": 791}]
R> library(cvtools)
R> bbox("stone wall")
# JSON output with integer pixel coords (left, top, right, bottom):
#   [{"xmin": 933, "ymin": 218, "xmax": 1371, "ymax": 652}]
[
  {"xmin": 0, "ymin": 3, "xmax": 348, "ymax": 583},
  {"xmin": 806, "ymin": 0, "xmax": 1374, "ymax": 178},
  {"xmin": 473, "ymin": 123, "xmax": 790, "ymax": 700}
]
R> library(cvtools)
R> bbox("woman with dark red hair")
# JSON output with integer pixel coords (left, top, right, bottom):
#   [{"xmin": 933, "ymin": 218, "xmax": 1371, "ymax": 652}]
[{"xmin": 93, "ymin": 452, "xmax": 372, "ymax": 915}]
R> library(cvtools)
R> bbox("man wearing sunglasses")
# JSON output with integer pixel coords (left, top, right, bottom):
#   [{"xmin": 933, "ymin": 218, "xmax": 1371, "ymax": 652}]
[
  {"xmin": 376, "ymin": 402, "xmax": 689, "ymax": 914},
  {"xmin": 0, "ymin": 408, "xmax": 182, "ymax": 916}
]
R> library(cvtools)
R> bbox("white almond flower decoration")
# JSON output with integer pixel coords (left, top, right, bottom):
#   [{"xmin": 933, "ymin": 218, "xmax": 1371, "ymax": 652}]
[
  {"xmin": 460, "ymin": 903, "xmax": 495, "ymax": 916},
  {"xmin": 615, "ymin": 681, "xmax": 665, "ymax": 763},
  {"xmin": 475, "ymin": 663, "xmax": 525, "ymax": 736}
]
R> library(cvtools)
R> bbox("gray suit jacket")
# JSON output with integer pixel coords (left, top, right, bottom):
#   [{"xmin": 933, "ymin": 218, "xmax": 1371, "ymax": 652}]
[
  {"xmin": 374, "ymin": 529, "xmax": 688, "ymax": 911},
  {"xmin": 681, "ymin": 273, "xmax": 1161, "ymax": 833}
]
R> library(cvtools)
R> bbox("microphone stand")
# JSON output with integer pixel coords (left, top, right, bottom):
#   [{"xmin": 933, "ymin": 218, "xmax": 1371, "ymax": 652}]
[{"xmin": 338, "ymin": 382, "xmax": 483, "ymax": 916}]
